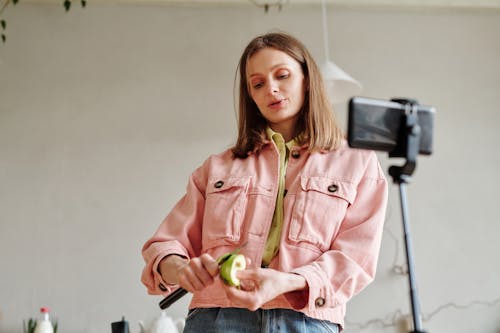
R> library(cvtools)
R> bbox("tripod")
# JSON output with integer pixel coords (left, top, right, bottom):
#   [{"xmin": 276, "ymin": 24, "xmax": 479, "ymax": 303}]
[{"xmin": 388, "ymin": 99, "xmax": 428, "ymax": 333}]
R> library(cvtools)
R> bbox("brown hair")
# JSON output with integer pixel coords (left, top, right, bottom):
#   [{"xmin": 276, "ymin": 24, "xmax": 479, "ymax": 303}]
[{"xmin": 232, "ymin": 31, "xmax": 344, "ymax": 159}]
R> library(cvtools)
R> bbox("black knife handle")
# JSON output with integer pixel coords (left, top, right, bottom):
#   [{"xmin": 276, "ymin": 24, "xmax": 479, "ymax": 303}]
[{"xmin": 159, "ymin": 288, "xmax": 188, "ymax": 309}]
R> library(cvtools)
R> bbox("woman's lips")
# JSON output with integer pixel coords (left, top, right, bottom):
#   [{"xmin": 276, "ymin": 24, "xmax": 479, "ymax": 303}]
[{"xmin": 268, "ymin": 99, "xmax": 286, "ymax": 109}]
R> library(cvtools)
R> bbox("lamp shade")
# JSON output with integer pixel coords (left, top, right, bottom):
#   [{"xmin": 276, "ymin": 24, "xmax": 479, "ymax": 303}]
[{"xmin": 321, "ymin": 60, "xmax": 362, "ymax": 105}]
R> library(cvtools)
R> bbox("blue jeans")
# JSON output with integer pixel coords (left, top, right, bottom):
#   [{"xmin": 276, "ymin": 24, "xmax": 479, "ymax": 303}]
[{"xmin": 183, "ymin": 307, "xmax": 340, "ymax": 333}]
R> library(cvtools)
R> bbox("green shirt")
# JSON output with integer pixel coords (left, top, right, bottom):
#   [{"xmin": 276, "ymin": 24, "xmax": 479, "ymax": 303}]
[{"xmin": 262, "ymin": 127, "xmax": 298, "ymax": 266}]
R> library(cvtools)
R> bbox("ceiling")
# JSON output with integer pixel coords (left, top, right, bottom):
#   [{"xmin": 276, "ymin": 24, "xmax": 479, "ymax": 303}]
[{"xmin": 10, "ymin": 0, "xmax": 500, "ymax": 8}]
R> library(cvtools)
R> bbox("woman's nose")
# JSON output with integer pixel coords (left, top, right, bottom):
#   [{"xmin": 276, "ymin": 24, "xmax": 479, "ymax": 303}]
[{"xmin": 267, "ymin": 80, "xmax": 279, "ymax": 94}]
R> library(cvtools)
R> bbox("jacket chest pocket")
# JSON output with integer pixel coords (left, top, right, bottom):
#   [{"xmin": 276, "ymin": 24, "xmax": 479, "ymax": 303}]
[
  {"xmin": 202, "ymin": 176, "xmax": 250, "ymax": 248},
  {"xmin": 288, "ymin": 176, "xmax": 356, "ymax": 251}
]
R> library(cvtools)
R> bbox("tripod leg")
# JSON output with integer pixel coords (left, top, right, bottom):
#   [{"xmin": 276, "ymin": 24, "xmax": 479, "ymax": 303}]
[{"xmin": 399, "ymin": 183, "xmax": 426, "ymax": 333}]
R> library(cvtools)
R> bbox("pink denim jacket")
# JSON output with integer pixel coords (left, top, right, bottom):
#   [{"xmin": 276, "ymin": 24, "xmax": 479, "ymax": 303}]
[{"xmin": 141, "ymin": 139, "xmax": 388, "ymax": 328}]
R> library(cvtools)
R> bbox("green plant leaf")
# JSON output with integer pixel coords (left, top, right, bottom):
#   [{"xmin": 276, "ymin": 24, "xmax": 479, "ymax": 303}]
[
  {"xmin": 25, "ymin": 318, "xmax": 36, "ymax": 333},
  {"xmin": 13, "ymin": 0, "xmax": 19, "ymax": 4},
  {"xmin": 81, "ymin": 0, "xmax": 86, "ymax": 8},
  {"xmin": 1, "ymin": 34, "xmax": 6, "ymax": 43},
  {"xmin": 1, "ymin": 20, "xmax": 6, "ymax": 30},
  {"xmin": 63, "ymin": 0, "xmax": 71, "ymax": 11}
]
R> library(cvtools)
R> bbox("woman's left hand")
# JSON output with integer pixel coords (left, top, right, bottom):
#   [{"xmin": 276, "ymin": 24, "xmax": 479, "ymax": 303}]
[{"xmin": 221, "ymin": 268, "xmax": 307, "ymax": 311}]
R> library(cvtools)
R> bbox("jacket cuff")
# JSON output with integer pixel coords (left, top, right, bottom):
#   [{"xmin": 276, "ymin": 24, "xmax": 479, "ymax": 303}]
[
  {"xmin": 291, "ymin": 263, "xmax": 338, "ymax": 312},
  {"xmin": 284, "ymin": 288, "xmax": 309, "ymax": 310},
  {"xmin": 147, "ymin": 244, "xmax": 190, "ymax": 295}
]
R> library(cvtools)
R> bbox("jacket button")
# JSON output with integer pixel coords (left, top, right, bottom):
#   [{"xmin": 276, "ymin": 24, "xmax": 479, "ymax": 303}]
[
  {"xmin": 291, "ymin": 150, "xmax": 300, "ymax": 159},
  {"xmin": 159, "ymin": 283, "xmax": 167, "ymax": 292},
  {"xmin": 214, "ymin": 180, "xmax": 224, "ymax": 188},
  {"xmin": 328, "ymin": 184, "xmax": 338, "ymax": 193},
  {"xmin": 315, "ymin": 297, "xmax": 326, "ymax": 307}
]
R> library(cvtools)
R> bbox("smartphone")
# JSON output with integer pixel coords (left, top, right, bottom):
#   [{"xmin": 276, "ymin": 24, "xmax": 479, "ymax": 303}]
[{"xmin": 347, "ymin": 96, "xmax": 435, "ymax": 156}]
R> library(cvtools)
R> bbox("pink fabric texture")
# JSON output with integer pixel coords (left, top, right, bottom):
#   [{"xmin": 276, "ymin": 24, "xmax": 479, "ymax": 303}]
[{"xmin": 141, "ymin": 140, "xmax": 387, "ymax": 328}]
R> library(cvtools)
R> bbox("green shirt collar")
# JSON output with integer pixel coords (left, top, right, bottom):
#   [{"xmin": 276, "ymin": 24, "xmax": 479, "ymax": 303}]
[{"xmin": 265, "ymin": 127, "xmax": 299, "ymax": 149}]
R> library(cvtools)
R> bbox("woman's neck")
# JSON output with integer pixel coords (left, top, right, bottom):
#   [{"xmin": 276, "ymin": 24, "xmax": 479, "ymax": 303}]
[{"xmin": 268, "ymin": 121, "xmax": 297, "ymax": 142}]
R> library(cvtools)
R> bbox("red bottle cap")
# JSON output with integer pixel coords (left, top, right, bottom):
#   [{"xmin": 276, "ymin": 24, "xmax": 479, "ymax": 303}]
[{"xmin": 40, "ymin": 307, "xmax": 50, "ymax": 313}]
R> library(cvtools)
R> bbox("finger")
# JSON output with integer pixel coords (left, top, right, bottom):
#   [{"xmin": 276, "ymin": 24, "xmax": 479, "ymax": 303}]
[
  {"xmin": 188, "ymin": 259, "xmax": 214, "ymax": 289},
  {"xmin": 239, "ymin": 279, "xmax": 256, "ymax": 291},
  {"xmin": 236, "ymin": 268, "xmax": 260, "ymax": 280},
  {"xmin": 200, "ymin": 253, "xmax": 219, "ymax": 276},
  {"xmin": 177, "ymin": 271, "xmax": 197, "ymax": 293},
  {"xmin": 224, "ymin": 286, "xmax": 262, "ymax": 311},
  {"xmin": 177, "ymin": 260, "xmax": 205, "ymax": 292}
]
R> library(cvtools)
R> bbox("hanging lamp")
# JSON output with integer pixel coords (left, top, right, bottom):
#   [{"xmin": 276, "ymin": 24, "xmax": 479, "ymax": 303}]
[{"xmin": 320, "ymin": 0, "xmax": 362, "ymax": 105}]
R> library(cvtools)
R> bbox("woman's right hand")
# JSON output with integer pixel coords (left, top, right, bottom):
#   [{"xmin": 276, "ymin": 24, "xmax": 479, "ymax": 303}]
[{"xmin": 159, "ymin": 254, "xmax": 219, "ymax": 293}]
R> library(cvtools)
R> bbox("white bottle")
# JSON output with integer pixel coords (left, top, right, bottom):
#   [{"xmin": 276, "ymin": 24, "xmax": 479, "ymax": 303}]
[{"xmin": 34, "ymin": 307, "xmax": 54, "ymax": 333}]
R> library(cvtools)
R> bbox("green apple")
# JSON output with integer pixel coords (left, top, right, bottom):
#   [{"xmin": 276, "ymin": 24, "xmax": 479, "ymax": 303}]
[{"xmin": 219, "ymin": 254, "xmax": 246, "ymax": 287}]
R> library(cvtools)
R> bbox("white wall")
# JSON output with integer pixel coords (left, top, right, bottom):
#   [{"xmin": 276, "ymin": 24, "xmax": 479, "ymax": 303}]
[{"xmin": 0, "ymin": 3, "xmax": 499, "ymax": 333}]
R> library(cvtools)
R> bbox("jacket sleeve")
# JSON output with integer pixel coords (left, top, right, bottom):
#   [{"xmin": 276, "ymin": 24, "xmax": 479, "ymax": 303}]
[
  {"xmin": 140, "ymin": 167, "xmax": 206, "ymax": 296},
  {"xmin": 287, "ymin": 151, "xmax": 388, "ymax": 311}
]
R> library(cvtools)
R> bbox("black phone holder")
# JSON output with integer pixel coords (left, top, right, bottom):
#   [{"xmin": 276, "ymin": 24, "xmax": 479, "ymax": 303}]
[
  {"xmin": 387, "ymin": 98, "xmax": 428, "ymax": 333},
  {"xmin": 387, "ymin": 98, "xmax": 422, "ymax": 179}
]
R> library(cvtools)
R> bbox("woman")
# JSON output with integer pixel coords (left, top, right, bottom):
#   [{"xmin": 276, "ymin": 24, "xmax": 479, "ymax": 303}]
[{"xmin": 141, "ymin": 32, "xmax": 387, "ymax": 332}]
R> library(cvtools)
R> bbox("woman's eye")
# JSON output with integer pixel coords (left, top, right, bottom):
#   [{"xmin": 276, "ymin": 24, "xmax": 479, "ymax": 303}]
[
  {"xmin": 277, "ymin": 73, "xmax": 289, "ymax": 79},
  {"xmin": 253, "ymin": 82, "xmax": 264, "ymax": 89}
]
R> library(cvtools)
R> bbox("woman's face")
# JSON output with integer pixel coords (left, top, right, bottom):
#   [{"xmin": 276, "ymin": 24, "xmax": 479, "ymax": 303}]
[{"xmin": 246, "ymin": 47, "xmax": 305, "ymax": 138}]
